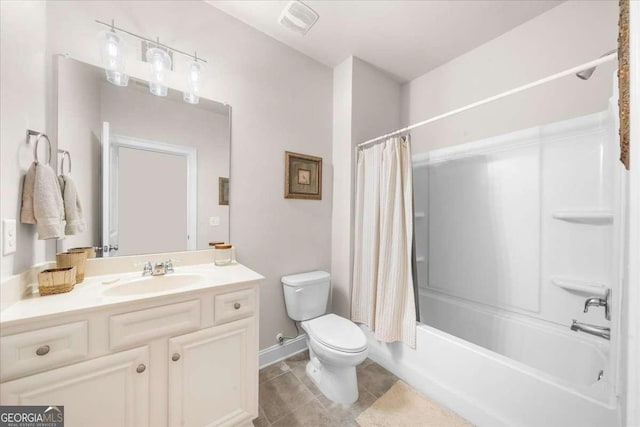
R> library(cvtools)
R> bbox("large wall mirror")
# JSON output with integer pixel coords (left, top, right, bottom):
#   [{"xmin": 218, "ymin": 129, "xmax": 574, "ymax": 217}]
[{"xmin": 56, "ymin": 57, "xmax": 230, "ymax": 257}]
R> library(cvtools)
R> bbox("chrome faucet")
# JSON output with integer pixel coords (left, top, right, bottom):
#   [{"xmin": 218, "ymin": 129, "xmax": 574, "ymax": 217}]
[
  {"xmin": 583, "ymin": 289, "xmax": 611, "ymax": 320},
  {"xmin": 570, "ymin": 319, "xmax": 610, "ymax": 340},
  {"xmin": 142, "ymin": 260, "xmax": 175, "ymax": 276},
  {"xmin": 142, "ymin": 261, "xmax": 153, "ymax": 276}
]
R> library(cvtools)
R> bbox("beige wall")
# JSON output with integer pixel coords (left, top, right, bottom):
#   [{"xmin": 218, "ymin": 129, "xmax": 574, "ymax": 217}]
[
  {"xmin": 402, "ymin": 0, "xmax": 618, "ymax": 154},
  {"xmin": 331, "ymin": 57, "xmax": 402, "ymax": 318},
  {"xmin": 2, "ymin": 1, "xmax": 333, "ymax": 350},
  {"xmin": 0, "ymin": 1, "xmax": 52, "ymax": 277}
]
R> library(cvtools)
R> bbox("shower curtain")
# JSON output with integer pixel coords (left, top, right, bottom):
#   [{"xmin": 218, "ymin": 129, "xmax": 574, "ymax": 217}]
[{"xmin": 351, "ymin": 136, "xmax": 416, "ymax": 348}]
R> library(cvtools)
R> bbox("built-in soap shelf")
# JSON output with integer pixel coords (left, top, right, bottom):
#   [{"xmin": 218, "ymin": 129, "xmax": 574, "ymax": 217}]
[
  {"xmin": 416, "ymin": 256, "xmax": 425, "ymax": 263},
  {"xmin": 551, "ymin": 211, "xmax": 613, "ymax": 225},
  {"xmin": 415, "ymin": 212, "xmax": 425, "ymax": 219},
  {"xmin": 551, "ymin": 277, "xmax": 608, "ymax": 297}
]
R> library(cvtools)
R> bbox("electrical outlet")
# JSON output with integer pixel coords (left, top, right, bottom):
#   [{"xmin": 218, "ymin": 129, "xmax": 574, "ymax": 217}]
[
  {"xmin": 209, "ymin": 216, "xmax": 220, "ymax": 227},
  {"xmin": 3, "ymin": 219, "xmax": 17, "ymax": 255}
]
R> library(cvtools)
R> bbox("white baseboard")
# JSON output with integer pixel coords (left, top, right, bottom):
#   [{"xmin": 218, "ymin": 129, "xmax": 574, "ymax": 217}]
[{"xmin": 258, "ymin": 334, "xmax": 308, "ymax": 368}]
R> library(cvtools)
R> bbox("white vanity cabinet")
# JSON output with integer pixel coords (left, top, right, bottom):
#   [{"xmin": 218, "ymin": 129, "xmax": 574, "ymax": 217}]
[
  {"xmin": 168, "ymin": 318, "xmax": 257, "ymax": 427},
  {"xmin": 1, "ymin": 347, "xmax": 150, "ymax": 427},
  {"xmin": 0, "ymin": 280, "xmax": 260, "ymax": 427}
]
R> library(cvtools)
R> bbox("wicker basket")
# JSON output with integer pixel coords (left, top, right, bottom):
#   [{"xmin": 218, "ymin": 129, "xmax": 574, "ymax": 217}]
[
  {"xmin": 56, "ymin": 250, "xmax": 87, "ymax": 283},
  {"xmin": 38, "ymin": 267, "xmax": 76, "ymax": 296},
  {"xmin": 69, "ymin": 246, "xmax": 96, "ymax": 259}
]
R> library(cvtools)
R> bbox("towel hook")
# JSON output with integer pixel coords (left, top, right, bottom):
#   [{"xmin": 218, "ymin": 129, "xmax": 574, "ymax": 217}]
[
  {"xmin": 59, "ymin": 150, "xmax": 71, "ymax": 174},
  {"xmin": 34, "ymin": 133, "xmax": 52, "ymax": 165}
]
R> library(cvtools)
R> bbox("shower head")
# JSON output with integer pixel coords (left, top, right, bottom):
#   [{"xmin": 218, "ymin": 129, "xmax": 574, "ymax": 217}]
[
  {"xmin": 576, "ymin": 67, "xmax": 596, "ymax": 80},
  {"xmin": 576, "ymin": 49, "xmax": 617, "ymax": 80}
]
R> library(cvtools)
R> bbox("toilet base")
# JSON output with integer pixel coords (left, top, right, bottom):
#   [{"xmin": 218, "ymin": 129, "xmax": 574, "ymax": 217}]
[{"xmin": 306, "ymin": 354, "xmax": 359, "ymax": 405}]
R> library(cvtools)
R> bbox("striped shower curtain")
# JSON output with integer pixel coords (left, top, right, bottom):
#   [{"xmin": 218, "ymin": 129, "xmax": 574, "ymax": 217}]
[{"xmin": 351, "ymin": 136, "xmax": 416, "ymax": 348}]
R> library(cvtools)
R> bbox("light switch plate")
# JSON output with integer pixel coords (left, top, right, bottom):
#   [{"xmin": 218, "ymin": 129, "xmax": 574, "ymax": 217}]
[
  {"xmin": 209, "ymin": 216, "xmax": 220, "ymax": 227},
  {"xmin": 3, "ymin": 219, "xmax": 17, "ymax": 255}
]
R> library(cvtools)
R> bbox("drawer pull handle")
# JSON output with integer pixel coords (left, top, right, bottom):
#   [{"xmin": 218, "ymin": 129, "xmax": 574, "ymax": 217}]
[
  {"xmin": 234, "ymin": 302, "xmax": 241, "ymax": 310},
  {"xmin": 36, "ymin": 345, "xmax": 50, "ymax": 356},
  {"xmin": 136, "ymin": 364, "xmax": 146, "ymax": 373},
  {"xmin": 172, "ymin": 353, "xmax": 181, "ymax": 362}
]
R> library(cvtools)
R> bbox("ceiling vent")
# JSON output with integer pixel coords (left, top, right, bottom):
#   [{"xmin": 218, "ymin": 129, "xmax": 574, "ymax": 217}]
[{"xmin": 279, "ymin": 1, "xmax": 319, "ymax": 35}]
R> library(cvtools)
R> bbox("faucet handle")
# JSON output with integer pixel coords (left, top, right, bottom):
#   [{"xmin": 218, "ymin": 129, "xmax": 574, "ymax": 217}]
[
  {"xmin": 583, "ymin": 288, "xmax": 611, "ymax": 321},
  {"xmin": 164, "ymin": 259, "xmax": 176, "ymax": 273},
  {"xmin": 139, "ymin": 261, "xmax": 153, "ymax": 276}
]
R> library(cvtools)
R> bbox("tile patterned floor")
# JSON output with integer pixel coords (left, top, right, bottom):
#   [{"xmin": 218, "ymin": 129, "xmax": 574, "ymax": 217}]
[{"xmin": 254, "ymin": 351, "xmax": 398, "ymax": 427}]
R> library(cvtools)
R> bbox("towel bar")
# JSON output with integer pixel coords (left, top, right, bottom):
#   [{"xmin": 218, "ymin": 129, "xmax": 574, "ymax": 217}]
[
  {"xmin": 58, "ymin": 149, "xmax": 72, "ymax": 174},
  {"xmin": 26, "ymin": 129, "xmax": 52, "ymax": 165}
]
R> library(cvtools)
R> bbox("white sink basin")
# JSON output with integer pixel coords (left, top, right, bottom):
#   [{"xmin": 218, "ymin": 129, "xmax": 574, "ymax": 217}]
[{"xmin": 103, "ymin": 273, "xmax": 206, "ymax": 297}]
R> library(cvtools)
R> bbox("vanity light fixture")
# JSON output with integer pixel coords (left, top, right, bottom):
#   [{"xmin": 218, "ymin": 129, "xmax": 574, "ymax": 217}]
[
  {"xmin": 95, "ymin": 19, "xmax": 208, "ymax": 102},
  {"xmin": 98, "ymin": 21, "xmax": 128, "ymax": 87},
  {"xmin": 183, "ymin": 55, "xmax": 204, "ymax": 104},
  {"xmin": 146, "ymin": 41, "xmax": 172, "ymax": 97}
]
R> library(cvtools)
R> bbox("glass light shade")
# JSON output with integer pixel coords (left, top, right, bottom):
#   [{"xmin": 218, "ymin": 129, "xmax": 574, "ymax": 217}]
[
  {"xmin": 146, "ymin": 47, "xmax": 172, "ymax": 97},
  {"xmin": 99, "ymin": 31, "xmax": 128, "ymax": 86},
  {"xmin": 183, "ymin": 60, "xmax": 204, "ymax": 104}
]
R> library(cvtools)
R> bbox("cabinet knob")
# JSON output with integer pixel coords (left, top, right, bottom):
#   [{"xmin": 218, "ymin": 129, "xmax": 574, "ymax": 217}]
[
  {"xmin": 172, "ymin": 353, "xmax": 181, "ymax": 362},
  {"xmin": 35, "ymin": 345, "xmax": 50, "ymax": 356},
  {"xmin": 136, "ymin": 364, "xmax": 146, "ymax": 373},
  {"xmin": 234, "ymin": 302, "xmax": 241, "ymax": 310}
]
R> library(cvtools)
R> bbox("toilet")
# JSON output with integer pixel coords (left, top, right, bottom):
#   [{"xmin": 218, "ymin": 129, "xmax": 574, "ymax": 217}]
[{"xmin": 282, "ymin": 271, "xmax": 368, "ymax": 405}]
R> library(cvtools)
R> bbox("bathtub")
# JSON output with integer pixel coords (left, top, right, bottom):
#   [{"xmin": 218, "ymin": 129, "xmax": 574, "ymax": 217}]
[
  {"xmin": 420, "ymin": 290, "xmax": 611, "ymax": 398},
  {"xmin": 363, "ymin": 321, "xmax": 619, "ymax": 427}
]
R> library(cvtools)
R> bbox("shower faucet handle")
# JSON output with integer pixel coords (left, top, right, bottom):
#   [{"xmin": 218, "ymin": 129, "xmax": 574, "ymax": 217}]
[{"xmin": 583, "ymin": 289, "xmax": 610, "ymax": 321}]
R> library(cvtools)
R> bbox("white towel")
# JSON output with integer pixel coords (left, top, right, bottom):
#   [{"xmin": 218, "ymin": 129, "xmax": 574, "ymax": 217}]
[
  {"xmin": 58, "ymin": 174, "xmax": 85, "ymax": 235},
  {"xmin": 20, "ymin": 162, "xmax": 65, "ymax": 239},
  {"xmin": 20, "ymin": 163, "xmax": 37, "ymax": 224}
]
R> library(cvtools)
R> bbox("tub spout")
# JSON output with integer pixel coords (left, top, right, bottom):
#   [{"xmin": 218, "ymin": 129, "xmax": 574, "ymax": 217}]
[{"xmin": 570, "ymin": 319, "xmax": 610, "ymax": 340}]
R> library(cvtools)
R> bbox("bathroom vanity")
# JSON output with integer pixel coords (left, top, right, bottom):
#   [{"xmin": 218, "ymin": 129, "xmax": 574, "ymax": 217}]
[{"xmin": 0, "ymin": 258, "xmax": 262, "ymax": 427}]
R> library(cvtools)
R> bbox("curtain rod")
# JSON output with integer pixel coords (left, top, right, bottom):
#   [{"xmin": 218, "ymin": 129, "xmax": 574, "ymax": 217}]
[{"xmin": 357, "ymin": 52, "xmax": 618, "ymax": 150}]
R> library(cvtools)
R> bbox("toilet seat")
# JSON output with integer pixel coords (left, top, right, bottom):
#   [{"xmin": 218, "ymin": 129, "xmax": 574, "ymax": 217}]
[{"xmin": 302, "ymin": 314, "xmax": 367, "ymax": 353}]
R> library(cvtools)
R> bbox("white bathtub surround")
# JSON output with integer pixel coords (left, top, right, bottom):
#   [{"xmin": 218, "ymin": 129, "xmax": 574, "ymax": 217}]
[
  {"xmin": 352, "ymin": 136, "xmax": 416, "ymax": 347},
  {"xmin": 406, "ymin": 102, "xmax": 624, "ymax": 425},
  {"xmin": 414, "ymin": 106, "xmax": 622, "ymax": 399}
]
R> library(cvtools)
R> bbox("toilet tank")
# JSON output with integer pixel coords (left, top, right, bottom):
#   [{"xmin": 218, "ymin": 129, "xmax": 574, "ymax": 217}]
[{"xmin": 282, "ymin": 271, "xmax": 330, "ymax": 321}]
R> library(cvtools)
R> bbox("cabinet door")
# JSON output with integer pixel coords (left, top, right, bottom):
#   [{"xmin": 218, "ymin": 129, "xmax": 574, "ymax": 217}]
[
  {"xmin": 1, "ymin": 346, "xmax": 149, "ymax": 427},
  {"xmin": 169, "ymin": 318, "xmax": 257, "ymax": 427}
]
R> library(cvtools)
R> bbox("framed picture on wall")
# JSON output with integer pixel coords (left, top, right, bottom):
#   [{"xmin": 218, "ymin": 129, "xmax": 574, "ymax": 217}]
[
  {"xmin": 284, "ymin": 151, "xmax": 322, "ymax": 200},
  {"xmin": 219, "ymin": 177, "xmax": 229, "ymax": 205}
]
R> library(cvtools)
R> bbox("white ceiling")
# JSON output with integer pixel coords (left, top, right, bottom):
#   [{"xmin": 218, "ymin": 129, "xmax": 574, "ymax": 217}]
[{"xmin": 206, "ymin": 0, "xmax": 562, "ymax": 82}]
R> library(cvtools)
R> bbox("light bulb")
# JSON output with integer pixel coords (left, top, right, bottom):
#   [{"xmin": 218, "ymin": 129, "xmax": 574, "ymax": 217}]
[
  {"xmin": 146, "ymin": 47, "xmax": 172, "ymax": 97},
  {"xmin": 183, "ymin": 60, "xmax": 204, "ymax": 104},
  {"xmin": 99, "ymin": 30, "xmax": 128, "ymax": 86}
]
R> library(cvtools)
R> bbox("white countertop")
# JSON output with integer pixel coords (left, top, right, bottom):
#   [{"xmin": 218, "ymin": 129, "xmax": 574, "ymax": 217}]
[{"xmin": 0, "ymin": 262, "xmax": 264, "ymax": 328}]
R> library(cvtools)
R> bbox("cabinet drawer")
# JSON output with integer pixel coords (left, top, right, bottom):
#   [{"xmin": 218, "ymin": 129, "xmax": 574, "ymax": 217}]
[
  {"xmin": 0, "ymin": 321, "xmax": 88, "ymax": 381},
  {"xmin": 110, "ymin": 300, "xmax": 201, "ymax": 350},
  {"xmin": 214, "ymin": 289, "xmax": 256, "ymax": 324}
]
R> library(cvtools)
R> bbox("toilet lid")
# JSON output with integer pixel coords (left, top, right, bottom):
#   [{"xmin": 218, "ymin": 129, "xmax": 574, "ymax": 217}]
[{"xmin": 304, "ymin": 314, "xmax": 367, "ymax": 353}]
